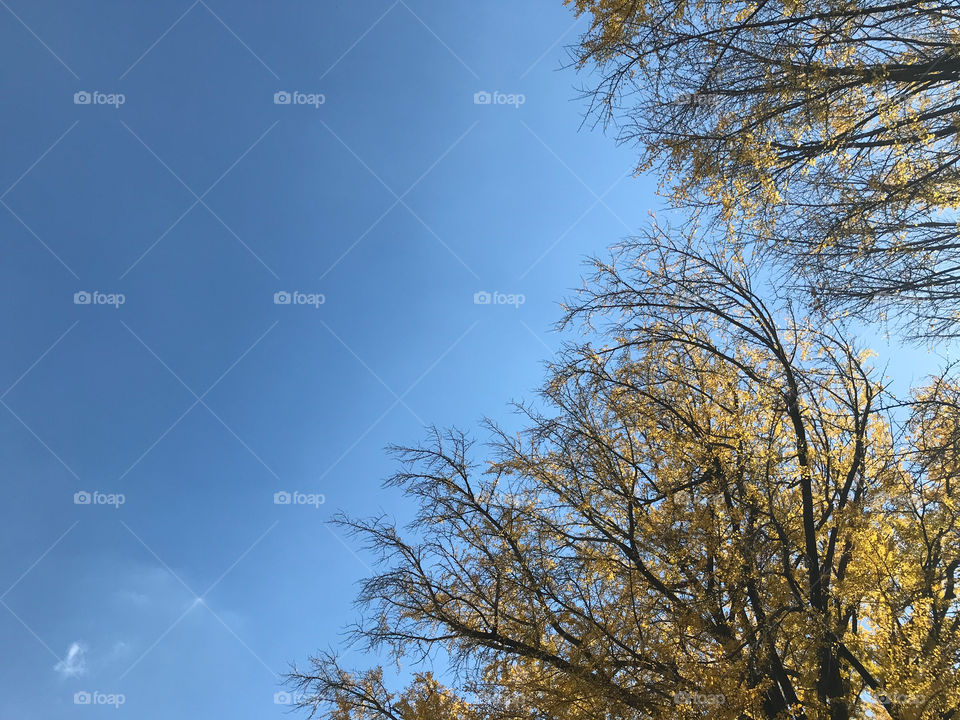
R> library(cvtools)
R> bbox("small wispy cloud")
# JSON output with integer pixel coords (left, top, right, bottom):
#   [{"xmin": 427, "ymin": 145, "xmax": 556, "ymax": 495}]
[
  {"xmin": 54, "ymin": 642, "xmax": 86, "ymax": 677},
  {"xmin": 107, "ymin": 640, "xmax": 130, "ymax": 662}
]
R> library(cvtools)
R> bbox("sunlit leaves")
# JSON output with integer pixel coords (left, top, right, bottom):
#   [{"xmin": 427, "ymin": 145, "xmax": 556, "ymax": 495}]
[
  {"xmin": 566, "ymin": 0, "xmax": 960, "ymax": 337},
  {"xmin": 291, "ymin": 236, "xmax": 960, "ymax": 719}
]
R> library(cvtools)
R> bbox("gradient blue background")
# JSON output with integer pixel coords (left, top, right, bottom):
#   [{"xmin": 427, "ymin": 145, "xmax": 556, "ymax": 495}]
[{"xmin": 0, "ymin": 1, "xmax": 939, "ymax": 718}]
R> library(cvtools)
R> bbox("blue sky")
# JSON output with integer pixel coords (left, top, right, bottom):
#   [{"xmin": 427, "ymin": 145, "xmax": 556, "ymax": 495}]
[
  {"xmin": 0, "ymin": 2, "xmax": 942, "ymax": 718},
  {"xmin": 0, "ymin": 2, "xmax": 658, "ymax": 717}
]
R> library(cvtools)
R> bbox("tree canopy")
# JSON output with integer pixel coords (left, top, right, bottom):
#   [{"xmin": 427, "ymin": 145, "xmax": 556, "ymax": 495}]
[
  {"xmin": 290, "ymin": 4, "xmax": 960, "ymax": 717},
  {"xmin": 565, "ymin": 0, "xmax": 960, "ymax": 337},
  {"xmin": 290, "ymin": 232, "xmax": 960, "ymax": 719}
]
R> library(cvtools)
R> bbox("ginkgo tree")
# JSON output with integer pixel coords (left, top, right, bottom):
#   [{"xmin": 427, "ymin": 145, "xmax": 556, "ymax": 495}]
[
  {"xmin": 290, "ymin": 229, "xmax": 960, "ymax": 720},
  {"xmin": 564, "ymin": 0, "xmax": 960, "ymax": 338}
]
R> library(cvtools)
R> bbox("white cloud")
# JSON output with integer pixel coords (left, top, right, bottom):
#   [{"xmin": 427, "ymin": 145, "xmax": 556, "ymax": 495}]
[
  {"xmin": 106, "ymin": 640, "xmax": 130, "ymax": 662},
  {"xmin": 54, "ymin": 642, "xmax": 86, "ymax": 677}
]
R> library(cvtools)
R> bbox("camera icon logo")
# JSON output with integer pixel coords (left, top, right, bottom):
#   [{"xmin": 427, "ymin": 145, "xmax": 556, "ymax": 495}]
[
  {"xmin": 74, "ymin": 691, "xmax": 92, "ymax": 705},
  {"xmin": 473, "ymin": 291, "xmax": 491, "ymax": 305},
  {"xmin": 274, "ymin": 91, "xmax": 291, "ymax": 105},
  {"xmin": 473, "ymin": 91, "xmax": 492, "ymax": 105},
  {"xmin": 273, "ymin": 291, "xmax": 291, "ymax": 305},
  {"xmin": 274, "ymin": 691, "xmax": 294, "ymax": 705},
  {"xmin": 74, "ymin": 91, "xmax": 91, "ymax": 105},
  {"xmin": 74, "ymin": 291, "xmax": 92, "ymax": 305},
  {"xmin": 273, "ymin": 491, "xmax": 292, "ymax": 505},
  {"xmin": 74, "ymin": 491, "xmax": 92, "ymax": 505}
]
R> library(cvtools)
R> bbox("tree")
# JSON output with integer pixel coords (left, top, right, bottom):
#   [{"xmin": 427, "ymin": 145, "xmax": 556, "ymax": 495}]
[
  {"xmin": 564, "ymin": 0, "xmax": 960, "ymax": 338},
  {"xmin": 291, "ymin": 230, "xmax": 960, "ymax": 719}
]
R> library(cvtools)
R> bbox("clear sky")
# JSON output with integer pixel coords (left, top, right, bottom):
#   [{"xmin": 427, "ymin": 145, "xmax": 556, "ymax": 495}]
[
  {"xmin": 0, "ymin": 2, "xmax": 659, "ymax": 717},
  {"xmin": 0, "ymin": 2, "xmax": 942, "ymax": 718}
]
